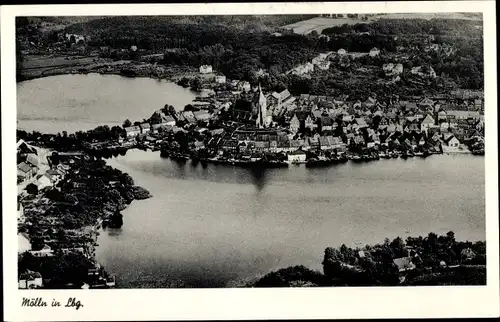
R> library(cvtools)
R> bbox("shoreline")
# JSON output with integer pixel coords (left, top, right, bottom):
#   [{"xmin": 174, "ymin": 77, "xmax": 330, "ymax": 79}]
[{"xmin": 18, "ymin": 55, "xmax": 196, "ymax": 83}]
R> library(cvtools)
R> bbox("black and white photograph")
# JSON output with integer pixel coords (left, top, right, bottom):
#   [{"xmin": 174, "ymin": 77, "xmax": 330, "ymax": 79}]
[{"xmin": 2, "ymin": 1, "xmax": 499, "ymax": 321}]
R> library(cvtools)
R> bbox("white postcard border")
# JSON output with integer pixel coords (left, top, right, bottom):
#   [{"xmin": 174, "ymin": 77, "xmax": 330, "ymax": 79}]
[{"xmin": 2, "ymin": 2, "xmax": 499, "ymax": 321}]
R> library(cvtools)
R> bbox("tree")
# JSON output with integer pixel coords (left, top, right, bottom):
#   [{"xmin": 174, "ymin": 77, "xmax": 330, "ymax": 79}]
[
  {"xmin": 190, "ymin": 77, "xmax": 202, "ymax": 91},
  {"xmin": 123, "ymin": 119, "xmax": 132, "ymax": 128}
]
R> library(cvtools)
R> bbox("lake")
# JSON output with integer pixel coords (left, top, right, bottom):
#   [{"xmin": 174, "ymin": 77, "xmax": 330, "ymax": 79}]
[
  {"xmin": 16, "ymin": 74, "xmax": 485, "ymax": 288},
  {"xmin": 97, "ymin": 150, "xmax": 485, "ymax": 288},
  {"xmin": 16, "ymin": 74, "xmax": 198, "ymax": 134}
]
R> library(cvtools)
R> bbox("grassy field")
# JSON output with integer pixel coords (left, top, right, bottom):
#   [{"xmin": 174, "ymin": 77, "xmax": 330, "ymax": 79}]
[
  {"xmin": 284, "ymin": 13, "xmax": 482, "ymax": 35},
  {"xmin": 283, "ymin": 17, "xmax": 372, "ymax": 34},
  {"xmin": 22, "ymin": 55, "xmax": 97, "ymax": 70}
]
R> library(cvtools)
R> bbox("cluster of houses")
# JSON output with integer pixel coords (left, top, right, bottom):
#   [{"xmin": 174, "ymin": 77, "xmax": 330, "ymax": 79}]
[
  {"xmin": 218, "ymin": 89, "xmax": 484, "ymax": 157},
  {"xmin": 17, "ymin": 139, "xmax": 68, "ymax": 191},
  {"xmin": 423, "ymin": 42, "xmax": 457, "ymax": 57},
  {"xmin": 124, "ymin": 109, "xmax": 215, "ymax": 140},
  {"xmin": 287, "ymin": 51, "xmax": 337, "ymax": 76},
  {"xmin": 17, "ymin": 139, "xmax": 40, "ymax": 183}
]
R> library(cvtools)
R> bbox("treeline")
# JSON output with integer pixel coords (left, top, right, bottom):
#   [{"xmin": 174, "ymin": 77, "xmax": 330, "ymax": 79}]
[{"xmin": 250, "ymin": 231, "xmax": 486, "ymax": 287}]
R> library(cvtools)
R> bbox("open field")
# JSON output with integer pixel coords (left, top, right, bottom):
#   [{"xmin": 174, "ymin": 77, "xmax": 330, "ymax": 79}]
[
  {"xmin": 284, "ymin": 13, "xmax": 482, "ymax": 35},
  {"xmin": 283, "ymin": 17, "xmax": 373, "ymax": 35},
  {"xmin": 22, "ymin": 55, "xmax": 98, "ymax": 70}
]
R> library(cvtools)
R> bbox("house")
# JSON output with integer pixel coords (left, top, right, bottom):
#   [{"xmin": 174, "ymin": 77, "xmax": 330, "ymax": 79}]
[
  {"xmin": 363, "ymin": 97, "xmax": 376, "ymax": 109},
  {"xmin": 287, "ymin": 150, "xmax": 307, "ymax": 163},
  {"xmin": 29, "ymin": 245, "xmax": 54, "ymax": 257},
  {"xmin": 418, "ymin": 98, "xmax": 435, "ymax": 109},
  {"xmin": 308, "ymin": 137, "xmax": 320, "ymax": 150},
  {"xmin": 151, "ymin": 123, "xmax": 167, "ymax": 133},
  {"xmin": 193, "ymin": 140, "xmax": 206, "ymax": 151},
  {"xmin": 290, "ymin": 114, "xmax": 300, "ymax": 133},
  {"xmin": 35, "ymin": 173, "xmax": 54, "ymax": 190},
  {"xmin": 193, "ymin": 110, "xmax": 211, "ymax": 122},
  {"xmin": 461, "ymin": 248, "xmax": 476, "ymax": 261},
  {"xmin": 337, "ymin": 48, "xmax": 347, "ymax": 56},
  {"xmin": 330, "ymin": 136, "xmax": 345, "ymax": 149},
  {"xmin": 17, "ymin": 162, "xmax": 36, "ymax": 182},
  {"xmin": 199, "ymin": 65, "xmax": 213, "ymax": 74},
  {"xmin": 17, "ymin": 139, "xmax": 37, "ymax": 155},
  {"xmin": 384, "ymin": 124, "xmax": 396, "ymax": 133},
  {"xmin": 125, "ymin": 126, "xmax": 141, "ymax": 138},
  {"xmin": 18, "ymin": 271, "xmax": 43, "ymax": 289},
  {"xmin": 353, "ymin": 135, "xmax": 365, "ymax": 145},
  {"xmin": 411, "ymin": 65, "xmax": 437, "ymax": 78},
  {"xmin": 182, "ymin": 111, "xmax": 197, "ymax": 123},
  {"xmin": 214, "ymin": 75, "xmax": 226, "ymax": 84},
  {"xmin": 369, "ymin": 47, "xmax": 380, "ymax": 57},
  {"xmin": 238, "ymin": 81, "xmax": 251, "ymax": 92},
  {"xmin": 382, "ymin": 63, "xmax": 403, "ymax": 76},
  {"xmin": 139, "ymin": 123, "xmax": 151, "ymax": 134},
  {"xmin": 319, "ymin": 136, "xmax": 332, "ymax": 150},
  {"xmin": 437, "ymin": 110, "xmax": 448, "ymax": 121},
  {"xmin": 354, "ymin": 118, "xmax": 368, "ymax": 129},
  {"xmin": 25, "ymin": 153, "xmax": 39, "ymax": 168},
  {"xmin": 444, "ymin": 135, "xmax": 460, "ymax": 148},
  {"xmin": 447, "ymin": 110, "xmax": 480, "ymax": 120},
  {"xmin": 393, "ymin": 257, "xmax": 416, "ymax": 272},
  {"xmin": 420, "ymin": 114, "xmax": 435, "ymax": 132},
  {"xmin": 289, "ymin": 62, "xmax": 314, "ymax": 75}
]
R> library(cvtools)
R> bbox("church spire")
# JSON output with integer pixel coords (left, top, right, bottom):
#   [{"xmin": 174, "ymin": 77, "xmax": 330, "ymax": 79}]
[{"xmin": 256, "ymin": 83, "xmax": 267, "ymax": 128}]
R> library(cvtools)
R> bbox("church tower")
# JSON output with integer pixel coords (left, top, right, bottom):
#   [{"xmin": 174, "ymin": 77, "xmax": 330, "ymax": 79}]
[{"xmin": 256, "ymin": 84, "xmax": 267, "ymax": 128}]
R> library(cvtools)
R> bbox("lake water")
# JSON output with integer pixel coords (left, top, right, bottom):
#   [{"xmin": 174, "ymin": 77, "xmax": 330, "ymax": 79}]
[
  {"xmin": 17, "ymin": 74, "xmax": 198, "ymax": 134},
  {"xmin": 17, "ymin": 74, "xmax": 486, "ymax": 288},
  {"xmin": 97, "ymin": 150, "xmax": 485, "ymax": 288}
]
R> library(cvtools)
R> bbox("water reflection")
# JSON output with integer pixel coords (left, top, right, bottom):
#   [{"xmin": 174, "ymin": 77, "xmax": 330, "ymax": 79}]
[
  {"xmin": 104, "ymin": 228, "xmax": 123, "ymax": 237},
  {"xmin": 249, "ymin": 167, "xmax": 268, "ymax": 192}
]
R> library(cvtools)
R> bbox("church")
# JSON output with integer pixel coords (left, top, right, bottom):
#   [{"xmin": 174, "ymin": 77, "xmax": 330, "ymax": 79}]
[{"xmin": 254, "ymin": 84, "xmax": 272, "ymax": 128}]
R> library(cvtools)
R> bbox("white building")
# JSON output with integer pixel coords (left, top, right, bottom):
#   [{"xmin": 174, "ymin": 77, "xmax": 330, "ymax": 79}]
[
  {"xmin": 18, "ymin": 233, "xmax": 31, "ymax": 253},
  {"xmin": 199, "ymin": 65, "xmax": 213, "ymax": 74},
  {"xmin": 411, "ymin": 66, "xmax": 437, "ymax": 78},
  {"xmin": 18, "ymin": 271, "xmax": 43, "ymax": 289},
  {"xmin": 383, "ymin": 63, "xmax": 403, "ymax": 76},
  {"xmin": 140, "ymin": 123, "xmax": 151, "ymax": 134},
  {"xmin": 287, "ymin": 150, "xmax": 307, "ymax": 163},
  {"xmin": 369, "ymin": 47, "xmax": 380, "ymax": 57},
  {"xmin": 337, "ymin": 48, "xmax": 347, "ymax": 56},
  {"xmin": 125, "ymin": 126, "xmax": 141, "ymax": 138},
  {"xmin": 238, "ymin": 81, "xmax": 251, "ymax": 92},
  {"xmin": 214, "ymin": 75, "xmax": 226, "ymax": 84},
  {"xmin": 29, "ymin": 245, "xmax": 54, "ymax": 257}
]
